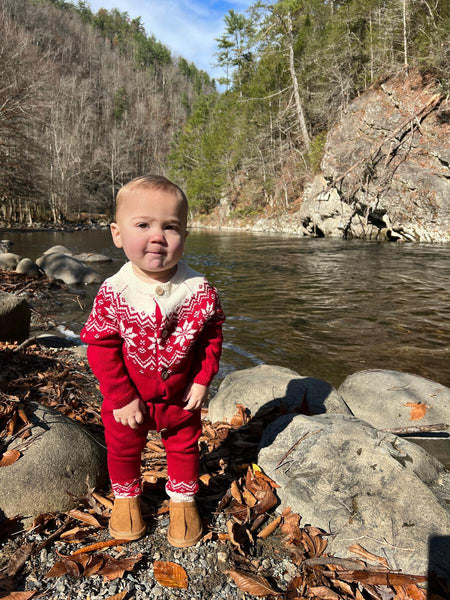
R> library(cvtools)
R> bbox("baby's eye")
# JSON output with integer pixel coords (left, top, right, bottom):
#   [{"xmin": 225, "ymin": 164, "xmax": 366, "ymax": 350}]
[
  {"xmin": 165, "ymin": 224, "xmax": 179, "ymax": 231},
  {"xmin": 136, "ymin": 223, "xmax": 149, "ymax": 229}
]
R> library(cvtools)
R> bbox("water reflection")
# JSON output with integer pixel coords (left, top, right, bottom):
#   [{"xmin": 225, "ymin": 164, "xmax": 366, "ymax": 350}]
[{"xmin": 3, "ymin": 228, "xmax": 450, "ymax": 390}]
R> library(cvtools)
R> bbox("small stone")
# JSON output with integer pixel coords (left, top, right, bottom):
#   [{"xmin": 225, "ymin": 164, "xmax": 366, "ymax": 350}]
[
  {"xmin": 152, "ymin": 586, "xmax": 164, "ymax": 597},
  {"xmin": 217, "ymin": 552, "xmax": 228, "ymax": 563},
  {"xmin": 153, "ymin": 551, "xmax": 161, "ymax": 560},
  {"xmin": 261, "ymin": 558, "xmax": 271, "ymax": 570}
]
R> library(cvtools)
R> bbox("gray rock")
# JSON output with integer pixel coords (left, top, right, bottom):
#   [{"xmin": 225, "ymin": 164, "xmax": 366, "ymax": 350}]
[
  {"xmin": 15, "ymin": 258, "xmax": 42, "ymax": 277},
  {"xmin": 0, "ymin": 252, "xmax": 22, "ymax": 270},
  {"xmin": 0, "ymin": 239, "xmax": 13, "ymax": 253},
  {"xmin": 36, "ymin": 253, "xmax": 101, "ymax": 285},
  {"xmin": 338, "ymin": 370, "xmax": 450, "ymax": 466},
  {"xmin": 43, "ymin": 245, "xmax": 73, "ymax": 256},
  {"xmin": 73, "ymin": 252, "xmax": 112, "ymax": 263},
  {"xmin": 258, "ymin": 412, "xmax": 450, "ymax": 577},
  {"xmin": 207, "ymin": 364, "xmax": 350, "ymax": 424},
  {"xmin": 0, "ymin": 292, "xmax": 30, "ymax": 342},
  {"xmin": 0, "ymin": 402, "xmax": 107, "ymax": 520}
]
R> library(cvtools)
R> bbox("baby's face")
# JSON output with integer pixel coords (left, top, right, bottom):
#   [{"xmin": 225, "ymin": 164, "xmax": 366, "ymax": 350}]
[{"xmin": 110, "ymin": 188, "xmax": 188, "ymax": 283}]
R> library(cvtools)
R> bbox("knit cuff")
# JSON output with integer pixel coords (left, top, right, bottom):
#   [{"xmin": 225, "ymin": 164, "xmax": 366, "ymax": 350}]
[
  {"xmin": 112, "ymin": 478, "xmax": 142, "ymax": 498},
  {"xmin": 111, "ymin": 389, "xmax": 139, "ymax": 410}
]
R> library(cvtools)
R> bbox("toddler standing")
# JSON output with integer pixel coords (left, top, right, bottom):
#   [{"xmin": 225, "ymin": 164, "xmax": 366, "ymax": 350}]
[{"xmin": 80, "ymin": 175, "xmax": 224, "ymax": 547}]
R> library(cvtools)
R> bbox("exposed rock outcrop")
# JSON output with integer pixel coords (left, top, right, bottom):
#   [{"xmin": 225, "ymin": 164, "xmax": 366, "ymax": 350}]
[
  {"xmin": 0, "ymin": 292, "xmax": 30, "ymax": 342},
  {"xmin": 300, "ymin": 71, "xmax": 450, "ymax": 242}
]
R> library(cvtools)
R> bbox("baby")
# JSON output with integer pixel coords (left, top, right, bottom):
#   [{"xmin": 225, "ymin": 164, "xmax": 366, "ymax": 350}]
[{"xmin": 81, "ymin": 175, "xmax": 224, "ymax": 547}]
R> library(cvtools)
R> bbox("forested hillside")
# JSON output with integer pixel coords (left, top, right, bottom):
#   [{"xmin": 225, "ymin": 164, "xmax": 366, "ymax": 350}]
[
  {"xmin": 0, "ymin": 0, "xmax": 214, "ymax": 225},
  {"xmin": 170, "ymin": 0, "xmax": 449, "ymax": 215},
  {"xmin": 0, "ymin": 0, "xmax": 448, "ymax": 226}
]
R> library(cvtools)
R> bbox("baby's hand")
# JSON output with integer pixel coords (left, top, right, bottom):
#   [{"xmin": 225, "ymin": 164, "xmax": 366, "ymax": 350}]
[
  {"xmin": 182, "ymin": 382, "xmax": 208, "ymax": 411},
  {"xmin": 113, "ymin": 398, "xmax": 146, "ymax": 429}
]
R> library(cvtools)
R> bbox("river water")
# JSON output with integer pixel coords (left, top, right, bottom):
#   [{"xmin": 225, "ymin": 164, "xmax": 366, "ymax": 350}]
[{"xmin": 3, "ymin": 228, "xmax": 450, "ymax": 391}]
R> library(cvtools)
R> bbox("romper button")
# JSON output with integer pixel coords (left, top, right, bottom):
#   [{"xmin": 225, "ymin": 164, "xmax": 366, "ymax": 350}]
[
  {"xmin": 161, "ymin": 370, "xmax": 170, "ymax": 380},
  {"xmin": 155, "ymin": 285, "xmax": 164, "ymax": 296},
  {"xmin": 161, "ymin": 329, "xmax": 168, "ymax": 339}
]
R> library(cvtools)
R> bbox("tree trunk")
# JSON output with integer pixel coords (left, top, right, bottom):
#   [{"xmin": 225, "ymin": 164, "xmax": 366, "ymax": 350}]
[{"xmin": 286, "ymin": 12, "xmax": 310, "ymax": 150}]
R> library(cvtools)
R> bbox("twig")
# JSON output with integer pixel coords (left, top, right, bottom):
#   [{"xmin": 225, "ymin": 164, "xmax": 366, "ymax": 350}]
[
  {"xmin": 275, "ymin": 429, "xmax": 322, "ymax": 469},
  {"xmin": 381, "ymin": 423, "xmax": 448, "ymax": 435},
  {"xmin": 304, "ymin": 557, "xmax": 368, "ymax": 570},
  {"xmin": 12, "ymin": 336, "xmax": 40, "ymax": 353}
]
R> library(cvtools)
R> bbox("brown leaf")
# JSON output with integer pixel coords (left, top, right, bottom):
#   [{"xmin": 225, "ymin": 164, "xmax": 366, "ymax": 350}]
[
  {"xmin": 230, "ymin": 404, "xmax": 249, "ymax": 428},
  {"xmin": 60, "ymin": 526, "xmax": 82, "ymax": 539},
  {"xmin": 254, "ymin": 470, "xmax": 280, "ymax": 489},
  {"xmin": 242, "ymin": 488, "xmax": 257, "ymax": 508},
  {"xmin": 348, "ymin": 544, "xmax": 389, "ymax": 568},
  {"xmin": 394, "ymin": 584, "xmax": 426, "ymax": 600},
  {"xmin": 281, "ymin": 507, "xmax": 302, "ymax": 545},
  {"xmin": 6, "ymin": 543, "xmax": 35, "ymax": 577},
  {"xmin": 199, "ymin": 473, "xmax": 212, "ymax": 486},
  {"xmin": 330, "ymin": 579, "xmax": 354, "ymax": 596},
  {"xmin": 404, "ymin": 402, "xmax": 429, "ymax": 421},
  {"xmin": 307, "ymin": 586, "xmax": 341, "ymax": 599},
  {"xmin": 92, "ymin": 492, "xmax": 114, "ymax": 510},
  {"xmin": 83, "ymin": 555, "xmax": 105, "ymax": 577},
  {"xmin": 70, "ymin": 539, "xmax": 131, "ymax": 555},
  {"xmin": 253, "ymin": 485, "xmax": 278, "ymax": 516},
  {"xmin": 258, "ymin": 516, "xmax": 282, "ymax": 539},
  {"xmin": 100, "ymin": 554, "xmax": 143, "ymax": 581},
  {"xmin": 0, "ymin": 449, "xmax": 21, "ymax": 467},
  {"xmin": 45, "ymin": 558, "xmax": 81, "ymax": 579},
  {"xmin": 105, "ymin": 592, "xmax": 128, "ymax": 600},
  {"xmin": 0, "ymin": 592, "xmax": 37, "ymax": 599},
  {"xmin": 226, "ymin": 569, "xmax": 281, "ymax": 597},
  {"xmin": 66, "ymin": 509, "xmax": 102, "ymax": 528},
  {"xmin": 231, "ymin": 480, "xmax": 243, "ymax": 503},
  {"xmin": 153, "ymin": 561, "xmax": 188, "ymax": 589}
]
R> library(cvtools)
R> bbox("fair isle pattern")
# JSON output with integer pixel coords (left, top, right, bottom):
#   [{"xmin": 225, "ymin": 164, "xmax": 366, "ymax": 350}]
[
  {"xmin": 166, "ymin": 477, "xmax": 198, "ymax": 497},
  {"xmin": 111, "ymin": 478, "xmax": 142, "ymax": 498},
  {"xmin": 82, "ymin": 264, "xmax": 224, "ymax": 376}
]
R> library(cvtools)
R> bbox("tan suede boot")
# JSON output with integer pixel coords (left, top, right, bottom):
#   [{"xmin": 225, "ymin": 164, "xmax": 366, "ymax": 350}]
[
  {"xmin": 109, "ymin": 497, "xmax": 146, "ymax": 540},
  {"xmin": 167, "ymin": 500, "xmax": 203, "ymax": 548}
]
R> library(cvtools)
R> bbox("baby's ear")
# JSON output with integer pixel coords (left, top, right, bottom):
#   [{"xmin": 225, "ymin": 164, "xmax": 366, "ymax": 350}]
[{"xmin": 110, "ymin": 222, "xmax": 123, "ymax": 248}]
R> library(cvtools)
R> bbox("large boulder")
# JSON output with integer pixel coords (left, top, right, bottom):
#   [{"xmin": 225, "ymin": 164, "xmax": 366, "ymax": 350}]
[
  {"xmin": 208, "ymin": 364, "xmax": 350, "ymax": 423},
  {"xmin": 338, "ymin": 370, "xmax": 450, "ymax": 466},
  {"xmin": 0, "ymin": 253, "xmax": 22, "ymax": 270},
  {"xmin": 16, "ymin": 258, "xmax": 42, "ymax": 278},
  {"xmin": 258, "ymin": 413, "xmax": 450, "ymax": 577},
  {"xmin": 0, "ymin": 292, "xmax": 30, "ymax": 342},
  {"xmin": 0, "ymin": 402, "xmax": 107, "ymax": 520},
  {"xmin": 43, "ymin": 245, "xmax": 73, "ymax": 256},
  {"xmin": 36, "ymin": 253, "xmax": 101, "ymax": 285},
  {"xmin": 0, "ymin": 240, "xmax": 13, "ymax": 253}
]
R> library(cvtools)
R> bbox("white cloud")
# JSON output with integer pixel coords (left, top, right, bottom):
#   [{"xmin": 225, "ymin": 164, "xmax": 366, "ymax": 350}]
[{"xmin": 87, "ymin": 0, "xmax": 253, "ymax": 80}]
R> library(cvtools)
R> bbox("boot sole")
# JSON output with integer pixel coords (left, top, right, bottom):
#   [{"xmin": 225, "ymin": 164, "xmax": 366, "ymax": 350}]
[
  {"xmin": 109, "ymin": 525, "xmax": 146, "ymax": 541},
  {"xmin": 167, "ymin": 529, "xmax": 202, "ymax": 548}
]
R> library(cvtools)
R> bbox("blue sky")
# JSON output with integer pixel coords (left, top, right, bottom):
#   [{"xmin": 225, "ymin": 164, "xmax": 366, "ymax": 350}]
[{"xmin": 87, "ymin": 0, "xmax": 254, "ymax": 80}]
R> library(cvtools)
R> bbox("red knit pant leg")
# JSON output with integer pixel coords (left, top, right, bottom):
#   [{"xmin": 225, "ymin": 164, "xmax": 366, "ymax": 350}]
[
  {"xmin": 161, "ymin": 408, "xmax": 202, "ymax": 497},
  {"xmin": 101, "ymin": 404, "xmax": 151, "ymax": 496}
]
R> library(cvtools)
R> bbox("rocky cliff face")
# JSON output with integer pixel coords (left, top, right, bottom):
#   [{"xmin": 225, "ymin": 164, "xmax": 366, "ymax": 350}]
[{"xmin": 300, "ymin": 71, "xmax": 450, "ymax": 242}]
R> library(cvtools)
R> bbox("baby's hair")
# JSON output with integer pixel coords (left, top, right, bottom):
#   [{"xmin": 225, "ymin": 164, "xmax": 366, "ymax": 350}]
[{"xmin": 114, "ymin": 175, "xmax": 188, "ymax": 221}]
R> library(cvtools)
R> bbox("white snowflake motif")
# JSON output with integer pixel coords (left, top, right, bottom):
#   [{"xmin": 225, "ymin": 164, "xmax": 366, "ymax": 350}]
[
  {"xmin": 202, "ymin": 301, "xmax": 215, "ymax": 319},
  {"xmin": 147, "ymin": 335, "xmax": 156, "ymax": 351},
  {"xmin": 173, "ymin": 320, "xmax": 197, "ymax": 346},
  {"xmin": 120, "ymin": 323, "xmax": 138, "ymax": 347}
]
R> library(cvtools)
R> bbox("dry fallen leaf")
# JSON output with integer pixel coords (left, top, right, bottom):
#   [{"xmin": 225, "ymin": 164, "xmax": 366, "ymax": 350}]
[
  {"xmin": 338, "ymin": 570, "xmax": 427, "ymax": 586},
  {"xmin": 66, "ymin": 509, "xmax": 102, "ymax": 528},
  {"xmin": 231, "ymin": 480, "xmax": 243, "ymax": 504},
  {"xmin": 226, "ymin": 569, "xmax": 281, "ymax": 597},
  {"xmin": 0, "ymin": 592, "xmax": 37, "ymax": 600},
  {"xmin": 100, "ymin": 554, "xmax": 143, "ymax": 581},
  {"xmin": 307, "ymin": 585, "xmax": 341, "ymax": 599},
  {"xmin": 70, "ymin": 539, "xmax": 131, "ymax": 555},
  {"xmin": 281, "ymin": 507, "xmax": 302, "ymax": 545},
  {"xmin": 404, "ymin": 402, "xmax": 429, "ymax": 421},
  {"xmin": 0, "ymin": 449, "xmax": 21, "ymax": 467},
  {"xmin": 153, "ymin": 561, "xmax": 188, "ymax": 589},
  {"xmin": 348, "ymin": 543, "xmax": 389, "ymax": 568},
  {"xmin": 257, "ymin": 515, "xmax": 282, "ymax": 539},
  {"xmin": 105, "ymin": 592, "xmax": 128, "ymax": 600}
]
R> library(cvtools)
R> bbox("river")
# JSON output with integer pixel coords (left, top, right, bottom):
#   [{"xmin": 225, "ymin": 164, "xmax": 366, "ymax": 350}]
[{"xmin": 3, "ymin": 228, "xmax": 450, "ymax": 391}]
